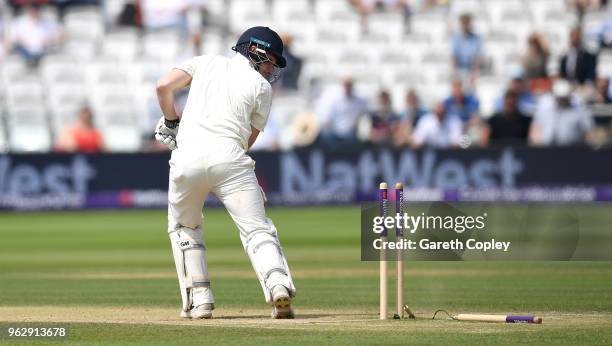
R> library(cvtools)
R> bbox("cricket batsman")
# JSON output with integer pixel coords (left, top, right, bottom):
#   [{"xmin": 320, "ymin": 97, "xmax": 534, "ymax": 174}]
[{"xmin": 154, "ymin": 26, "xmax": 296, "ymax": 319}]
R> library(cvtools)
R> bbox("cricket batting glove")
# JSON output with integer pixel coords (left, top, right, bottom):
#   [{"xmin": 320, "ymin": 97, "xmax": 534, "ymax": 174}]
[{"xmin": 155, "ymin": 116, "xmax": 180, "ymax": 150}]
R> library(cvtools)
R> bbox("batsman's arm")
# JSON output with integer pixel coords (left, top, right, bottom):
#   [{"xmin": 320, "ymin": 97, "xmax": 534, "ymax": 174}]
[
  {"xmin": 248, "ymin": 126, "xmax": 260, "ymax": 149},
  {"xmin": 156, "ymin": 69, "xmax": 192, "ymax": 121}
]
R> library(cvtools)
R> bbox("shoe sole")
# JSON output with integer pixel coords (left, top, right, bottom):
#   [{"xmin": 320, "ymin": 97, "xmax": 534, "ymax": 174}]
[
  {"xmin": 272, "ymin": 295, "xmax": 294, "ymax": 319},
  {"xmin": 180, "ymin": 309, "xmax": 213, "ymax": 319}
]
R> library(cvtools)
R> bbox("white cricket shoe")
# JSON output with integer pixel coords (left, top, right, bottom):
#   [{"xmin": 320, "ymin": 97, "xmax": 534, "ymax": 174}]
[
  {"xmin": 180, "ymin": 303, "xmax": 214, "ymax": 319},
  {"xmin": 271, "ymin": 285, "xmax": 294, "ymax": 319}
]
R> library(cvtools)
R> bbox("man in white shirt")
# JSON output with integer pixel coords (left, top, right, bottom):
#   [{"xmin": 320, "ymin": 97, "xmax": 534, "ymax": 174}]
[
  {"xmin": 316, "ymin": 78, "xmax": 368, "ymax": 148},
  {"xmin": 155, "ymin": 26, "xmax": 296, "ymax": 319},
  {"xmin": 412, "ymin": 101, "xmax": 463, "ymax": 148},
  {"xmin": 7, "ymin": 5, "xmax": 60, "ymax": 66},
  {"xmin": 529, "ymin": 79, "xmax": 595, "ymax": 147}
]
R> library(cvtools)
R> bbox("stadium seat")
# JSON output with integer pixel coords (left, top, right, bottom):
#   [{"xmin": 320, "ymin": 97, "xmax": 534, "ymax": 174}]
[
  {"xmin": 102, "ymin": 31, "xmax": 140, "ymax": 62},
  {"xmin": 230, "ymin": 11, "xmax": 276, "ymax": 36},
  {"xmin": 367, "ymin": 12, "xmax": 405, "ymax": 43},
  {"xmin": 40, "ymin": 55, "xmax": 84, "ymax": 85},
  {"xmin": 409, "ymin": 13, "xmax": 448, "ymax": 43},
  {"xmin": 5, "ymin": 79, "xmax": 45, "ymax": 109},
  {"xmin": 64, "ymin": 9, "xmax": 105, "ymax": 41},
  {"xmin": 529, "ymin": 0, "xmax": 568, "ymax": 25},
  {"xmin": 475, "ymin": 77, "xmax": 506, "ymax": 118},
  {"xmin": 272, "ymin": 0, "xmax": 311, "ymax": 27},
  {"xmin": 200, "ymin": 32, "xmax": 226, "ymax": 56},
  {"xmin": 63, "ymin": 38, "xmax": 99, "ymax": 60},
  {"xmin": 484, "ymin": 0, "xmax": 524, "ymax": 24},
  {"xmin": 47, "ymin": 83, "xmax": 87, "ymax": 109},
  {"xmin": 142, "ymin": 31, "xmax": 182, "ymax": 62},
  {"xmin": 0, "ymin": 121, "xmax": 7, "ymax": 153},
  {"xmin": 229, "ymin": 0, "xmax": 269, "ymax": 33},
  {"xmin": 126, "ymin": 58, "xmax": 165, "ymax": 87},
  {"xmin": 598, "ymin": 51, "xmax": 612, "ymax": 77},
  {"xmin": 96, "ymin": 106, "xmax": 142, "ymax": 152},
  {"xmin": 89, "ymin": 84, "xmax": 134, "ymax": 119},
  {"xmin": 450, "ymin": 0, "xmax": 482, "ymax": 16},
  {"xmin": 7, "ymin": 106, "xmax": 52, "ymax": 152},
  {"xmin": 314, "ymin": 0, "xmax": 356, "ymax": 23},
  {"xmin": 132, "ymin": 83, "xmax": 162, "ymax": 134},
  {"xmin": 0, "ymin": 55, "xmax": 29, "ymax": 85},
  {"xmin": 50, "ymin": 104, "xmax": 83, "ymax": 135}
]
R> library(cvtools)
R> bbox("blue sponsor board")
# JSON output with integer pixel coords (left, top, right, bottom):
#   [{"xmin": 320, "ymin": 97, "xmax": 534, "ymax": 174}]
[{"xmin": 1, "ymin": 147, "xmax": 611, "ymax": 210}]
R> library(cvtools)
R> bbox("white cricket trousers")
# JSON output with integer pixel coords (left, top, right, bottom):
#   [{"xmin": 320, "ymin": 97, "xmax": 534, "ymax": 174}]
[{"xmin": 167, "ymin": 139, "xmax": 295, "ymax": 307}]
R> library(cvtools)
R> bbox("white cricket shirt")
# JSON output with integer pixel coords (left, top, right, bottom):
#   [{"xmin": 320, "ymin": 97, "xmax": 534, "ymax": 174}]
[{"xmin": 174, "ymin": 53, "xmax": 273, "ymax": 150}]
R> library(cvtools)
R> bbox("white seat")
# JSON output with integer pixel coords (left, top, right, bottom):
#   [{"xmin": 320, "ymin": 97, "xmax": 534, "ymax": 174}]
[
  {"xmin": 40, "ymin": 55, "xmax": 83, "ymax": 85},
  {"xmin": 485, "ymin": 0, "xmax": 524, "ymax": 24},
  {"xmin": 314, "ymin": 0, "xmax": 355, "ymax": 23},
  {"xmin": 47, "ymin": 83, "xmax": 87, "ymax": 110},
  {"xmin": 63, "ymin": 39, "xmax": 99, "ymax": 60},
  {"xmin": 598, "ymin": 51, "xmax": 612, "ymax": 77},
  {"xmin": 367, "ymin": 12, "xmax": 405, "ymax": 42},
  {"xmin": 230, "ymin": 11, "xmax": 276, "ymax": 35},
  {"xmin": 132, "ymin": 83, "xmax": 162, "ymax": 134},
  {"xmin": 0, "ymin": 55, "xmax": 29, "ymax": 84},
  {"xmin": 376, "ymin": 48, "xmax": 413, "ymax": 71},
  {"xmin": 50, "ymin": 104, "xmax": 83, "ymax": 135},
  {"xmin": 142, "ymin": 32, "xmax": 182, "ymax": 62},
  {"xmin": 529, "ymin": 0, "xmax": 567, "ymax": 25},
  {"xmin": 276, "ymin": 14, "xmax": 317, "ymax": 44},
  {"xmin": 5, "ymin": 81, "xmax": 45, "ymax": 109},
  {"xmin": 64, "ymin": 15, "xmax": 104, "ymax": 41},
  {"xmin": 126, "ymin": 58, "xmax": 165, "ymax": 86},
  {"xmin": 409, "ymin": 13, "xmax": 448, "ymax": 43},
  {"xmin": 102, "ymin": 31, "xmax": 139, "ymax": 62},
  {"xmin": 89, "ymin": 84, "xmax": 134, "ymax": 118},
  {"xmin": 83, "ymin": 61, "xmax": 128, "ymax": 89},
  {"xmin": 200, "ymin": 32, "xmax": 225, "ymax": 56},
  {"xmin": 96, "ymin": 106, "xmax": 142, "ymax": 152},
  {"xmin": 229, "ymin": 0, "xmax": 268, "ymax": 33},
  {"xmin": 475, "ymin": 77, "xmax": 506, "ymax": 118},
  {"xmin": 272, "ymin": 0, "xmax": 311, "ymax": 26},
  {"xmin": 0, "ymin": 121, "xmax": 8, "ymax": 153},
  {"xmin": 450, "ymin": 0, "xmax": 482, "ymax": 16},
  {"xmin": 7, "ymin": 106, "xmax": 51, "ymax": 152}
]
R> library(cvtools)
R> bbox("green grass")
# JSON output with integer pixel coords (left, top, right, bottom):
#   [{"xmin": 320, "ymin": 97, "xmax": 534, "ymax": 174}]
[{"xmin": 1, "ymin": 207, "xmax": 612, "ymax": 345}]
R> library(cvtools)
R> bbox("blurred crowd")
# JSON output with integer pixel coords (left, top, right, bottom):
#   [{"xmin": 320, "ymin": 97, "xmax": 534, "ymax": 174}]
[{"xmin": 1, "ymin": 0, "xmax": 612, "ymax": 153}]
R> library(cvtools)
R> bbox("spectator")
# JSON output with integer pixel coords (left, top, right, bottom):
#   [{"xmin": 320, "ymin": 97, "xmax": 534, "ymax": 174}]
[
  {"xmin": 116, "ymin": 0, "xmax": 142, "ymax": 28},
  {"xmin": 451, "ymin": 13, "xmax": 482, "ymax": 82},
  {"xmin": 6, "ymin": 5, "xmax": 61, "ymax": 67},
  {"xmin": 443, "ymin": 79, "xmax": 480, "ymax": 122},
  {"xmin": 349, "ymin": 0, "xmax": 410, "ymax": 19},
  {"xmin": 484, "ymin": 90, "xmax": 532, "ymax": 147},
  {"xmin": 367, "ymin": 90, "xmax": 404, "ymax": 145},
  {"xmin": 522, "ymin": 33, "xmax": 549, "ymax": 85},
  {"xmin": 316, "ymin": 78, "xmax": 368, "ymax": 148},
  {"xmin": 404, "ymin": 88, "xmax": 428, "ymax": 126},
  {"xmin": 277, "ymin": 33, "xmax": 303, "ymax": 91},
  {"xmin": 529, "ymin": 79, "xmax": 596, "ymax": 146},
  {"xmin": 140, "ymin": 0, "xmax": 189, "ymax": 31},
  {"xmin": 412, "ymin": 101, "xmax": 462, "ymax": 148},
  {"xmin": 494, "ymin": 74, "xmax": 537, "ymax": 115},
  {"xmin": 559, "ymin": 27, "xmax": 597, "ymax": 86},
  {"xmin": 55, "ymin": 106, "xmax": 105, "ymax": 153},
  {"xmin": 595, "ymin": 77, "xmax": 612, "ymax": 104}
]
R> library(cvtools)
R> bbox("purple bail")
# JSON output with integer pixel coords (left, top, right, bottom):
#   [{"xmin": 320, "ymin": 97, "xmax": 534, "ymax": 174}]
[
  {"xmin": 506, "ymin": 315, "xmax": 536, "ymax": 323},
  {"xmin": 379, "ymin": 187, "xmax": 388, "ymax": 237},
  {"xmin": 395, "ymin": 188, "xmax": 403, "ymax": 237}
]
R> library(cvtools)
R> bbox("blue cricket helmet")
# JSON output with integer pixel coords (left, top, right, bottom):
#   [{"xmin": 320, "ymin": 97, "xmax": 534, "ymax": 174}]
[{"xmin": 233, "ymin": 26, "xmax": 287, "ymax": 68}]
